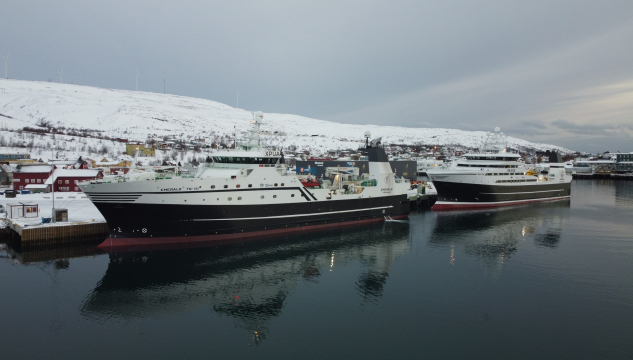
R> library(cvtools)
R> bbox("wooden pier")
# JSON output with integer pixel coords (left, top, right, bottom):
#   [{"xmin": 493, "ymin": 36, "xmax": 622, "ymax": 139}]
[{"xmin": 4, "ymin": 219, "xmax": 108, "ymax": 247}]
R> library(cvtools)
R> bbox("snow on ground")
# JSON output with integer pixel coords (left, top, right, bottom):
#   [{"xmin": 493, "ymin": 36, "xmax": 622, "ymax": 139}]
[
  {"xmin": 0, "ymin": 192, "xmax": 104, "ymax": 228},
  {"xmin": 0, "ymin": 79, "xmax": 572, "ymax": 153}
]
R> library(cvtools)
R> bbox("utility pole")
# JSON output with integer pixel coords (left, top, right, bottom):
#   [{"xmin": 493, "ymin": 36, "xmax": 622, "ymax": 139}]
[{"xmin": 51, "ymin": 150, "xmax": 55, "ymax": 222}]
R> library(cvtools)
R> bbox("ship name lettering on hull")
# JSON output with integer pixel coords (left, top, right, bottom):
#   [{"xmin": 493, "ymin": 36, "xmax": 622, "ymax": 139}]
[{"xmin": 160, "ymin": 186, "xmax": 202, "ymax": 192}]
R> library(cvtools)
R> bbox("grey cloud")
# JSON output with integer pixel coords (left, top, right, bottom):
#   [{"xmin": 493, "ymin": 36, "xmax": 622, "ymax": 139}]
[
  {"xmin": 551, "ymin": 120, "xmax": 633, "ymax": 136},
  {"xmin": 1, "ymin": 0, "xmax": 633, "ymax": 153},
  {"xmin": 506, "ymin": 120, "xmax": 551, "ymax": 137}
]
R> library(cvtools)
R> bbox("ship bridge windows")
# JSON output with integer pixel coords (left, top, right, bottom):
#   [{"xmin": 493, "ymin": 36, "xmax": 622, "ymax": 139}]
[
  {"xmin": 495, "ymin": 179, "xmax": 537, "ymax": 183},
  {"xmin": 213, "ymin": 156, "xmax": 279, "ymax": 164},
  {"xmin": 466, "ymin": 156, "xmax": 520, "ymax": 161},
  {"xmin": 458, "ymin": 164, "xmax": 518, "ymax": 168}
]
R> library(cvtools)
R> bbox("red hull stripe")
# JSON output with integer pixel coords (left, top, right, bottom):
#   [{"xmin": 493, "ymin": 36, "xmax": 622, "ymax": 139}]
[
  {"xmin": 98, "ymin": 214, "xmax": 409, "ymax": 251},
  {"xmin": 431, "ymin": 196, "xmax": 570, "ymax": 211}
]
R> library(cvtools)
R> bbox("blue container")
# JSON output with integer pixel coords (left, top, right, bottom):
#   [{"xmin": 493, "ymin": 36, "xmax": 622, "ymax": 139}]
[
  {"xmin": 41, "ymin": 217, "xmax": 51, "ymax": 224},
  {"xmin": 20, "ymin": 190, "xmax": 30, "ymax": 194}
]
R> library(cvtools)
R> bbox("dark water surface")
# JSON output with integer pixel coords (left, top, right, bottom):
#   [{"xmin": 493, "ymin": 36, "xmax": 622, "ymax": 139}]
[{"xmin": 1, "ymin": 180, "xmax": 632, "ymax": 359}]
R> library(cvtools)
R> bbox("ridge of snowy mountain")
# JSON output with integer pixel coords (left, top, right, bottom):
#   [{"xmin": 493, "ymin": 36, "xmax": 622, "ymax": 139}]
[{"xmin": 0, "ymin": 79, "xmax": 571, "ymax": 153}]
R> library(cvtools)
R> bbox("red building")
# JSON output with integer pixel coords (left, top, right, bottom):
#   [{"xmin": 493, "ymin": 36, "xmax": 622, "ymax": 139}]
[
  {"xmin": 13, "ymin": 165, "xmax": 55, "ymax": 191},
  {"xmin": 45, "ymin": 169, "xmax": 104, "ymax": 192}
]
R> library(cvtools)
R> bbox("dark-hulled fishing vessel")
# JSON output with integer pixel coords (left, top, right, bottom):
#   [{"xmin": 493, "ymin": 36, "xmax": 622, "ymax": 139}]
[
  {"xmin": 428, "ymin": 127, "xmax": 571, "ymax": 210},
  {"xmin": 79, "ymin": 112, "xmax": 411, "ymax": 250}
]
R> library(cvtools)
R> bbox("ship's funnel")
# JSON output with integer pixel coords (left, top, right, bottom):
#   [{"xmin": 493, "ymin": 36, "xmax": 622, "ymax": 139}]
[{"xmin": 544, "ymin": 150, "xmax": 563, "ymax": 164}]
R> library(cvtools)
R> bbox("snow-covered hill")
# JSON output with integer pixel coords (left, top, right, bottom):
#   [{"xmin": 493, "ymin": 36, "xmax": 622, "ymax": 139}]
[{"xmin": 0, "ymin": 79, "xmax": 571, "ymax": 154}]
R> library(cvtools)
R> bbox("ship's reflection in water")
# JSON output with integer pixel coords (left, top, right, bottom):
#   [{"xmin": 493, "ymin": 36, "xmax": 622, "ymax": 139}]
[
  {"xmin": 80, "ymin": 222, "xmax": 411, "ymax": 343},
  {"xmin": 4, "ymin": 181, "xmax": 633, "ymax": 359},
  {"xmin": 614, "ymin": 180, "xmax": 633, "ymax": 205},
  {"xmin": 428, "ymin": 201, "xmax": 570, "ymax": 274}
]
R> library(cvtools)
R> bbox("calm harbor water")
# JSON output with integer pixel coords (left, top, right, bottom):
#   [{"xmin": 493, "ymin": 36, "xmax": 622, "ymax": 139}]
[{"xmin": 1, "ymin": 180, "xmax": 632, "ymax": 359}]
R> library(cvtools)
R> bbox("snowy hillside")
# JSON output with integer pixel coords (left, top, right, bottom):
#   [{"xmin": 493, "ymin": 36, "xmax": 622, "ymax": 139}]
[{"xmin": 0, "ymin": 79, "xmax": 571, "ymax": 154}]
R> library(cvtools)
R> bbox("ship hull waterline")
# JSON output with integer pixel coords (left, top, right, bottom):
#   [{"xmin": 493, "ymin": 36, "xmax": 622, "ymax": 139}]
[{"xmin": 432, "ymin": 196, "xmax": 570, "ymax": 210}]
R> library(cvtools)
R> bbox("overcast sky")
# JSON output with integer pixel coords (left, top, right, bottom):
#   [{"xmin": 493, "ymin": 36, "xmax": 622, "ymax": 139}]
[{"xmin": 2, "ymin": 0, "xmax": 632, "ymax": 152}]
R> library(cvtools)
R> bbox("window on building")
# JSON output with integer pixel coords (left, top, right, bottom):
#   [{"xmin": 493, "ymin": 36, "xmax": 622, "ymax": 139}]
[
  {"xmin": 74, "ymin": 187, "xmax": 78, "ymax": 191},
  {"xmin": 58, "ymin": 180, "xmax": 61, "ymax": 184},
  {"xmin": 74, "ymin": 180, "xmax": 78, "ymax": 184},
  {"xmin": 19, "ymin": 186, "xmax": 23, "ymax": 189},
  {"xmin": 37, "ymin": 179, "xmax": 41, "ymax": 183},
  {"xmin": 25, "ymin": 179, "xmax": 29, "ymax": 183},
  {"xmin": 65, "ymin": 180, "xmax": 69, "ymax": 184},
  {"xmin": 14, "ymin": 178, "xmax": 19, "ymax": 182}
]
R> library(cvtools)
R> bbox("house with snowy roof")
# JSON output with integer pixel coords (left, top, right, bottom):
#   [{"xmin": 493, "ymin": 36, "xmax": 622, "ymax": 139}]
[
  {"xmin": 48, "ymin": 157, "xmax": 89, "ymax": 169},
  {"xmin": 125, "ymin": 142, "xmax": 155, "ymax": 157},
  {"xmin": 13, "ymin": 165, "xmax": 55, "ymax": 191},
  {"xmin": 44, "ymin": 169, "xmax": 104, "ymax": 192}
]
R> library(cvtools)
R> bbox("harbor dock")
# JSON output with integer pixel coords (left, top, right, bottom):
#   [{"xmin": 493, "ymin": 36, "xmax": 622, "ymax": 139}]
[
  {"xmin": 0, "ymin": 192, "xmax": 108, "ymax": 247},
  {"xmin": 572, "ymin": 172, "xmax": 633, "ymax": 180},
  {"xmin": 4, "ymin": 219, "xmax": 108, "ymax": 247}
]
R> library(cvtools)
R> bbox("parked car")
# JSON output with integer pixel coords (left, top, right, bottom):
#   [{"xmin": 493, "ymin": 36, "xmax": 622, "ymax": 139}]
[{"xmin": 0, "ymin": 204, "xmax": 5, "ymax": 213}]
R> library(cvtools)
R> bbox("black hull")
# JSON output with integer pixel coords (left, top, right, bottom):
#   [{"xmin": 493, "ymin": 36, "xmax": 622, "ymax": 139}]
[
  {"xmin": 94, "ymin": 194, "xmax": 410, "ymax": 248},
  {"xmin": 432, "ymin": 181, "xmax": 571, "ymax": 210}
]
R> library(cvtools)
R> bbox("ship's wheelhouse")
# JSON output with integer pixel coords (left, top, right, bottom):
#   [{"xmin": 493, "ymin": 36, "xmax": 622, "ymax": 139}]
[
  {"xmin": 463, "ymin": 154, "xmax": 520, "ymax": 161},
  {"xmin": 212, "ymin": 156, "xmax": 280, "ymax": 164}
]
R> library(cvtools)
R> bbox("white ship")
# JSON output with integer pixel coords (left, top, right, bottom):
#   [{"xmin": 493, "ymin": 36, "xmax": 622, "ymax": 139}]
[
  {"xmin": 79, "ymin": 112, "xmax": 412, "ymax": 249},
  {"xmin": 427, "ymin": 127, "xmax": 572, "ymax": 210}
]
